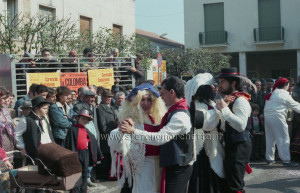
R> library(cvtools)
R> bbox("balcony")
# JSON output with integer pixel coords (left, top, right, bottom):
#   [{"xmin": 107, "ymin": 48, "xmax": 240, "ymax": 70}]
[
  {"xmin": 253, "ymin": 26, "xmax": 284, "ymax": 45},
  {"xmin": 199, "ymin": 31, "xmax": 228, "ymax": 47}
]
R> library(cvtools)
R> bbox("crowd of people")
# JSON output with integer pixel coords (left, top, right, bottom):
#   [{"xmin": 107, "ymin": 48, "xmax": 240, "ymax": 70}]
[
  {"xmin": 1, "ymin": 67, "xmax": 300, "ymax": 193},
  {"xmin": 0, "ymin": 81, "xmax": 135, "ymax": 192},
  {"xmin": 16, "ymin": 47, "xmax": 145, "ymax": 95}
]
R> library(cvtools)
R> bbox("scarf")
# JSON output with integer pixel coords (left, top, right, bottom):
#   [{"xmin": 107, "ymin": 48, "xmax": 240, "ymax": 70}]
[
  {"xmin": 264, "ymin": 77, "xmax": 288, "ymax": 100},
  {"xmin": 231, "ymin": 92, "xmax": 251, "ymax": 101},
  {"xmin": 159, "ymin": 98, "xmax": 189, "ymax": 130},
  {"xmin": 160, "ymin": 98, "xmax": 189, "ymax": 193}
]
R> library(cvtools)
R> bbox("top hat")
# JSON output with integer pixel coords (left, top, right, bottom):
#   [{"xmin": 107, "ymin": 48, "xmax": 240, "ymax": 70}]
[
  {"xmin": 102, "ymin": 89, "xmax": 114, "ymax": 97},
  {"xmin": 74, "ymin": 109, "xmax": 93, "ymax": 120},
  {"xmin": 215, "ymin": 68, "xmax": 240, "ymax": 78},
  {"xmin": 21, "ymin": 100, "xmax": 32, "ymax": 109},
  {"xmin": 31, "ymin": 96, "xmax": 51, "ymax": 109}
]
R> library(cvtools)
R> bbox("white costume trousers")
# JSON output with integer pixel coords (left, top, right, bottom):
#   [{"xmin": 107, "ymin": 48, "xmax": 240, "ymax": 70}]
[
  {"xmin": 264, "ymin": 115, "xmax": 290, "ymax": 162},
  {"xmin": 138, "ymin": 156, "xmax": 160, "ymax": 193}
]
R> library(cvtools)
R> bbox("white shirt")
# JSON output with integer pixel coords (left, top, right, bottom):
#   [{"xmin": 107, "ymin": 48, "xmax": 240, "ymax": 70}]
[
  {"xmin": 133, "ymin": 111, "xmax": 192, "ymax": 146},
  {"xmin": 38, "ymin": 117, "xmax": 52, "ymax": 145},
  {"xmin": 264, "ymin": 89, "xmax": 300, "ymax": 120},
  {"xmin": 219, "ymin": 97, "xmax": 251, "ymax": 132}
]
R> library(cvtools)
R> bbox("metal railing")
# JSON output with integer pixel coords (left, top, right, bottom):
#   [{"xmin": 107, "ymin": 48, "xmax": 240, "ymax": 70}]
[
  {"xmin": 11, "ymin": 56, "xmax": 136, "ymax": 99},
  {"xmin": 199, "ymin": 31, "xmax": 228, "ymax": 45},
  {"xmin": 253, "ymin": 26, "xmax": 284, "ymax": 42}
]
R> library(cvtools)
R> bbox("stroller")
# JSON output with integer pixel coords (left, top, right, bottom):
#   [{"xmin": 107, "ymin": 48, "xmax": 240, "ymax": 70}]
[{"xmin": 1, "ymin": 146, "xmax": 82, "ymax": 192}]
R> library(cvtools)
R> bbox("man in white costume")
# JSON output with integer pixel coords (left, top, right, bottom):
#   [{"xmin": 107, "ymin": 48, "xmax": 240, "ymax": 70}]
[{"xmin": 264, "ymin": 77, "xmax": 300, "ymax": 167}]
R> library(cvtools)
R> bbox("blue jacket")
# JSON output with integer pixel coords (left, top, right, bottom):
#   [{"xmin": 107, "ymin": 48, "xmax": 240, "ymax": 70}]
[{"xmin": 49, "ymin": 102, "xmax": 72, "ymax": 140}]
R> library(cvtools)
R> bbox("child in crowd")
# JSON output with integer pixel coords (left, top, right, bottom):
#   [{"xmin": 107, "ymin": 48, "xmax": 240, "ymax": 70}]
[
  {"xmin": 249, "ymin": 104, "xmax": 265, "ymax": 161},
  {"xmin": 22, "ymin": 96, "xmax": 54, "ymax": 162},
  {"xmin": 65, "ymin": 109, "xmax": 103, "ymax": 193}
]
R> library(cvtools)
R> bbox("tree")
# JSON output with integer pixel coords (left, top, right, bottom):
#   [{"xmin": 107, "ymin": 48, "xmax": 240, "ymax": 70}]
[
  {"xmin": 160, "ymin": 48, "xmax": 230, "ymax": 77},
  {"xmin": 35, "ymin": 17, "xmax": 78, "ymax": 55},
  {"xmin": 0, "ymin": 14, "xmax": 23, "ymax": 54},
  {"xmin": 19, "ymin": 14, "xmax": 50, "ymax": 53}
]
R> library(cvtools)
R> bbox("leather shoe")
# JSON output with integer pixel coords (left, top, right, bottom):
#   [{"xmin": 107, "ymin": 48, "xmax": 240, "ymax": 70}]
[
  {"xmin": 87, "ymin": 180, "xmax": 97, "ymax": 187},
  {"xmin": 283, "ymin": 162, "xmax": 298, "ymax": 167}
]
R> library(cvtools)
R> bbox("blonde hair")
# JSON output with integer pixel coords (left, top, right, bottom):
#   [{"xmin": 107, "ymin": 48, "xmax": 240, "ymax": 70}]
[{"xmin": 118, "ymin": 90, "xmax": 167, "ymax": 125}]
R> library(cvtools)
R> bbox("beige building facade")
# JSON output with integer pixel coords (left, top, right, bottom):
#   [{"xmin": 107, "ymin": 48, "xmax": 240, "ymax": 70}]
[{"xmin": 184, "ymin": 0, "xmax": 300, "ymax": 79}]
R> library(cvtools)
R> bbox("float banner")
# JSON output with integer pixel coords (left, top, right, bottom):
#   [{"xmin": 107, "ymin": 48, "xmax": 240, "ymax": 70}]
[
  {"xmin": 26, "ymin": 72, "xmax": 60, "ymax": 90},
  {"xmin": 88, "ymin": 68, "xmax": 114, "ymax": 89},
  {"xmin": 60, "ymin": 73, "xmax": 87, "ymax": 92}
]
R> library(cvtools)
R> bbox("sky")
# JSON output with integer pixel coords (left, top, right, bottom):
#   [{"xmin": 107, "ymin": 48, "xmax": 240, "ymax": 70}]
[{"xmin": 135, "ymin": 0, "xmax": 184, "ymax": 44}]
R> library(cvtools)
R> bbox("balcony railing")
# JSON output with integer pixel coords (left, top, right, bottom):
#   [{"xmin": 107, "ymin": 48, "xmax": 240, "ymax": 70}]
[
  {"xmin": 253, "ymin": 26, "xmax": 284, "ymax": 42},
  {"xmin": 199, "ymin": 31, "xmax": 228, "ymax": 45}
]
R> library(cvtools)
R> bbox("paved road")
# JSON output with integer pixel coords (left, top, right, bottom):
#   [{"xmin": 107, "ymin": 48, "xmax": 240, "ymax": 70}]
[
  {"xmin": 245, "ymin": 161, "xmax": 300, "ymax": 193},
  {"xmin": 88, "ymin": 180, "xmax": 119, "ymax": 193},
  {"xmin": 88, "ymin": 161, "xmax": 300, "ymax": 193}
]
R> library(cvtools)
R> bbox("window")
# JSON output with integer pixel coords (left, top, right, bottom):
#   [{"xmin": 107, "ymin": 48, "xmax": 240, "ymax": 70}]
[
  {"xmin": 6, "ymin": 0, "xmax": 18, "ymax": 38},
  {"xmin": 7, "ymin": 0, "xmax": 17, "ymax": 23},
  {"xmin": 258, "ymin": 0, "xmax": 282, "ymax": 41},
  {"xmin": 203, "ymin": 3, "xmax": 225, "ymax": 44},
  {"xmin": 39, "ymin": 5, "xmax": 55, "ymax": 20},
  {"xmin": 80, "ymin": 16, "xmax": 92, "ymax": 34},
  {"xmin": 113, "ymin": 24, "xmax": 123, "ymax": 39}
]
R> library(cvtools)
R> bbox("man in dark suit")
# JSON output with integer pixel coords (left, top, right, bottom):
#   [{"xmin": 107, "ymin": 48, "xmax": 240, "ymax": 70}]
[{"xmin": 96, "ymin": 89, "xmax": 118, "ymax": 179}]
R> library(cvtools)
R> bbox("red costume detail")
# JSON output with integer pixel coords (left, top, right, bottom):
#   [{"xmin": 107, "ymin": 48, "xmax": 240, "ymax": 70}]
[{"xmin": 75, "ymin": 123, "xmax": 90, "ymax": 151}]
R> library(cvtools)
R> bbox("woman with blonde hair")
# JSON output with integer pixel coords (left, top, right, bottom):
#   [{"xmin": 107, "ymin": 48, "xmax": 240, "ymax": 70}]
[{"xmin": 108, "ymin": 83, "xmax": 166, "ymax": 193}]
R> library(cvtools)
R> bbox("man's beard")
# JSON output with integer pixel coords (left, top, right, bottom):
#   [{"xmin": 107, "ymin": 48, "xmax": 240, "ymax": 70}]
[{"xmin": 221, "ymin": 86, "xmax": 234, "ymax": 95}]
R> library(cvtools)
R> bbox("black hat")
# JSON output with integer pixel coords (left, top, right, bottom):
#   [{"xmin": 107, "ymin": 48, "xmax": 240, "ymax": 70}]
[
  {"xmin": 31, "ymin": 96, "xmax": 51, "ymax": 109},
  {"xmin": 215, "ymin": 67, "xmax": 258, "ymax": 94},
  {"xmin": 73, "ymin": 109, "xmax": 93, "ymax": 120},
  {"xmin": 215, "ymin": 68, "xmax": 239, "ymax": 78}
]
